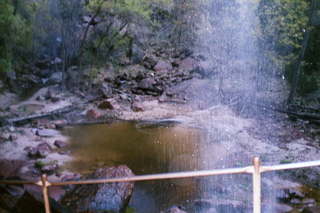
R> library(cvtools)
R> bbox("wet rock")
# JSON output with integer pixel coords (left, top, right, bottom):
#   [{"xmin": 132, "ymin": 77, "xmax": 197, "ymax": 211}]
[
  {"xmin": 53, "ymin": 120, "xmax": 67, "ymax": 129},
  {"xmin": 0, "ymin": 183, "xmax": 63, "ymax": 213},
  {"xmin": 0, "ymin": 185, "xmax": 41, "ymax": 213},
  {"xmin": 51, "ymin": 57, "xmax": 62, "ymax": 65},
  {"xmin": 154, "ymin": 60, "xmax": 173, "ymax": 72},
  {"xmin": 290, "ymin": 198, "xmax": 301, "ymax": 204},
  {"xmin": 47, "ymin": 72, "xmax": 63, "ymax": 84},
  {"xmin": 50, "ymin": 96, "xmax": 60, "ymax": 103},
  {"xmin": 163, "ymin": 206, "xmax": 187, "ymax": 213},
  {"xmin": 58, "ymin": 150, "xmax": 71, "ymax": 155},
  {"xmin": 178, "ymin": 57, "xmax": 198, "ymax": 72},
  {"xmin": 302, "ymin": 198, "xmax": 316, "ymax": 204},
  {"xmin": 100, "ymin": 82, "xmax": 113, "ymax": 98},
  {"xmin": 0, "ymin": 159, "xmax": 25, "ymax": 178},
  {"xmin": 0, "ymin": 92, "xmax": 19, "ymax": 111},
  {"xmin": 131, "ymin": 102, "xmax": 145, "ymax": 112},
  {"xmin": 143, "ymin": 54, "xmax": 157, "ymax": 69},
  {"xmin": 302, "ymin": 206, "xmax": 320, "ymax": 213},
  {"xmin": 36, "ymin": 129, "xmax": 60, "ymax": 137},
  {"xmin": 273, "ymin": 204, "xmax": 293, "ymax": 213},
  {"xmin": 119, "ymin": 93, "xmax": 130, "ymax": 102},
  {"xmin": 60, "ymin": 165, "xmax": 134, "ymax": 213},
  {"xmin": 86, "ymin": 109, "xmax": 101, "ymax": 119},
  {"xmin": 25, "ymin": 143, "xmax": 52, "ymax": 159},
  {"xmin": 98, "ymin": 98, "xmax": 120, "ymax": 110},
  {"xmin": 33, "ymin": 119, "xmax": 51, "ymax": 128},
  {"xmin": 54, "ymin": 140, "xmax": 67, "ymax": 148},
  {"xmin": 138, "ymin": 78, "xmax": 156, "ymax": 90},
  {"xmin": 0, "ymin": 133, "xmax": 17, "ymax": 142}
]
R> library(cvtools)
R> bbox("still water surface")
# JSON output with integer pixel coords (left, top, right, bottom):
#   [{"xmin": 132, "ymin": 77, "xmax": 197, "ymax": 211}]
[{"xmin": 63, "ymin": 121, "xmax": 204, "ymax": 212}]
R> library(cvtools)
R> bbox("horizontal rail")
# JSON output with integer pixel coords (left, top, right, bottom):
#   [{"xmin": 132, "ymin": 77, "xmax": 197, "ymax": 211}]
[
  {"xmin": 1, "ymin": 160, "xmax": 320, "ymax": 186},
  {"xmin": 0, "ymin": 180, "xmax": 40, "ymax": 185},
  {"xmin": 50, "ymin": 166, "xmax": 252, "ymax": 186},
  {"xmin": 261, "ymin": 160, "xmax": 320, "ymax": 172},
  {"xmin": 1, "ymin": 158, "xmax": 320, "ymax": 213}
]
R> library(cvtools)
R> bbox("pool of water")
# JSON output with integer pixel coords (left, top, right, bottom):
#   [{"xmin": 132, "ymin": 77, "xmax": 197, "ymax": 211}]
[
  {"xmin": 62, "ymin": 121, "xmax": 320, "ymax": 213},
  {"xmin": 63, "ymin": 121, "xmax": 204, "ymax": 212}
]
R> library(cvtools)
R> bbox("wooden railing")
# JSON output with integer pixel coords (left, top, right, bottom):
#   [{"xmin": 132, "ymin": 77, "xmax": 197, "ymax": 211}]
[{"xmin": 1, "ymin": 157, "xmax": 320, "ymax": 213}]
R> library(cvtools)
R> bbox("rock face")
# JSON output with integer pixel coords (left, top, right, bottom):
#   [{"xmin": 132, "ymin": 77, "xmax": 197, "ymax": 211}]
[
  {"xmin": 60, "ymin": 165, "xmax": 134, "ymax": 213},
  {"xmin": 25, "ymin": 143, "xmax": 52, "ymax": 159}
]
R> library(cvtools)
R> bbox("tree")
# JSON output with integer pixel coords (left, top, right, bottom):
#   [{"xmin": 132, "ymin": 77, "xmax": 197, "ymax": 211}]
[{"xmin": 0, "ymin": 0, "xmax": 31, "ymax": 73}]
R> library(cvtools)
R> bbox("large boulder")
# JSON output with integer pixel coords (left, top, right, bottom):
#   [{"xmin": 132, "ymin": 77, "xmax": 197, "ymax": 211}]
[
  {"xmin": 142, "ymin": 54, "xmax": 158, "ymax": 69},
  {"xmin": 177, "ymin": 57, "xmax": 198, "ymax": 72},
  {"xmin": 154, "ymin": 60, "xmax": 173, "ymax": 72},
  {"xmin": 0, "ymin": 183, "xmax": 64, "ymax": 213},
  {"xmin": 60, "ymin": 165, "xmax": 134, "ymax": 213},
  {"xmin": 47, "ymin": 72, "xmax": 63, "ymax": 85},
  {"xmin": 25, "ymin": 143, "xmax": 52, "ymax": 159},
  {"xmin": 0, "ymin": 159, "xmax": 25, "ymax": 179}
]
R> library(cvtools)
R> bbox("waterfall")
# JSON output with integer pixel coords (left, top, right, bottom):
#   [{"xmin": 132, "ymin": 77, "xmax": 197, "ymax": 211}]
[{"xmin": 193, "ymin": 0, "xmax": 282, "ymax": 212}]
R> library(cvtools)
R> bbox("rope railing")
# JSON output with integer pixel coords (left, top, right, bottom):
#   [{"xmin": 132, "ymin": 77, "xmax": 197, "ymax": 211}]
[{"xmin": 1, "ymin": 157, "xmax": 320, "ymax": 213}]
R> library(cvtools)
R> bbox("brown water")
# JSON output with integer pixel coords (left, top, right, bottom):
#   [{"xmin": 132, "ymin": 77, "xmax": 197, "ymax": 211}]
[
  {"xmin": 63, "ymin": 121, "xmax": 204, "ymax": 212},
  {"xmin": 62, "ymin": 121, "xmax": 320, "ymax": 213}
]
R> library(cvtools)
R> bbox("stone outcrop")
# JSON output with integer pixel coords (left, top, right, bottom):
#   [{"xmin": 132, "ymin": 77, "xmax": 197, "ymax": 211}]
[{"xmin": 60, "ymin": 165, "xmax": 134, "ymax": 213}]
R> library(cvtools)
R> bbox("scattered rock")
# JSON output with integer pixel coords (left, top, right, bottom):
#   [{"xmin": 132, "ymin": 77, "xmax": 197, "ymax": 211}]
[
  {"xmin": 25, "ymin": 143, "xmax": 52, "ymax": 159},
  {"xmin": 51, "ymin": 57, "xmax": 62, "ymax": 65},
  {"xmin": 98, "ymin": 98, "xmax": 120, "ymax": 110},
  {"xmin": 138, "ymin": 78, "xmax": 156, "ymax": 90},
  {"xmin": 47, "ymin": 72, "xmax": 63, "ymax": 84},
  {"xmin": 86, "ymin": 109, "xmax": 101, "ymax": 119},
  {"xmin": 60, "ymin": 165, "xmax": 134, "ymax": 213},
  {"xmin": 302, "ymin": 206, "xmax": 320, "ymax": 213},
  {"xmin": 178, "ymin": 57, "xmax": 198, "ymax": 72},
  {"xmin": 0, "ymin": 133, "xmax": 17, "ymax": 142},
  {"xmin": 0, "ymin": 183, "xmax": 63, "ymax": 213},
  {"xmin": 53, "ymin": 120, "xmax": 67, "ymax": 129},
  {"xmin": 273, "ymin": 204, "xmax": 293, "ymax": 213},
  {"xmin": 163, "ymin": 206, "xmax": 187, "ymax": 213},
  {"xmin": 0, "ymin": 159, "xmax": 26, "ymax": 178},
  {"xmin": 54, "ymin": 140, "xmax": 67, "ymax": 148},
  {"xmin": 100, "ymin": 82, "xmax": 113, "ymax": 98},
  {"xmin": 0, "ymin": 92, "xmax": 19, "ymax": 111},
  {"xmin": 36, "ymin": 129, "xmax": 60, "ymax": 137},
  {"xmin": 131, "ymin": 102, "xmax": 145, "ymax": 112},
  {"xmin": 58, "ymin": 150, "xmax": 71, "ymax": 155},
  {"xmin": 119, "ymin": 93, "xmax": 131, "ymax": 102},
  {"xmin": 154, "ymin": 60, "xmax": 173, "ymax": 72},
  {"xmin": 302, "ymin": 198, "xmax": 316, "ymax": 204},
  {"xmin": 143, "ymin": 54, "xmax": 158, "ymax": 69}
]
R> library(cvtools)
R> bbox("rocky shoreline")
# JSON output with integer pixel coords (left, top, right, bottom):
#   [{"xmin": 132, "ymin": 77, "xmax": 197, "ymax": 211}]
[{"xmin": 0, "ymin": 53, "xmax": 320, "ymax": 212}]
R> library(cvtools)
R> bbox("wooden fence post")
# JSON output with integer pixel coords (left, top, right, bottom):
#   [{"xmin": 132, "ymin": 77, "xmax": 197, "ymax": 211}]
[
  {"xmin": 253, "ymin": 157, "xmax": 261, "ymax": 213},
  {"xmin": 41, "ymin": 174, "xmax": 51, "ymax": 213}
]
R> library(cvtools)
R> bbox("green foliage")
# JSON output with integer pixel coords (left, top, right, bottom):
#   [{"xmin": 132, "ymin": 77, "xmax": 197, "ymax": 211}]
[
  {"xmin": 0, "ymin": 0, "xmax": 31, "ymax": 73},
  {"xmin": 34, "ymin": 161, "xmax": 45, "ymax": 169},
  {"xmin": 259, "ymin": 0, "xmax": 310, "ymax": 66},
  {"xmin": 88, "ymin": 0, "xmax": 172, "ymax": 21}
]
